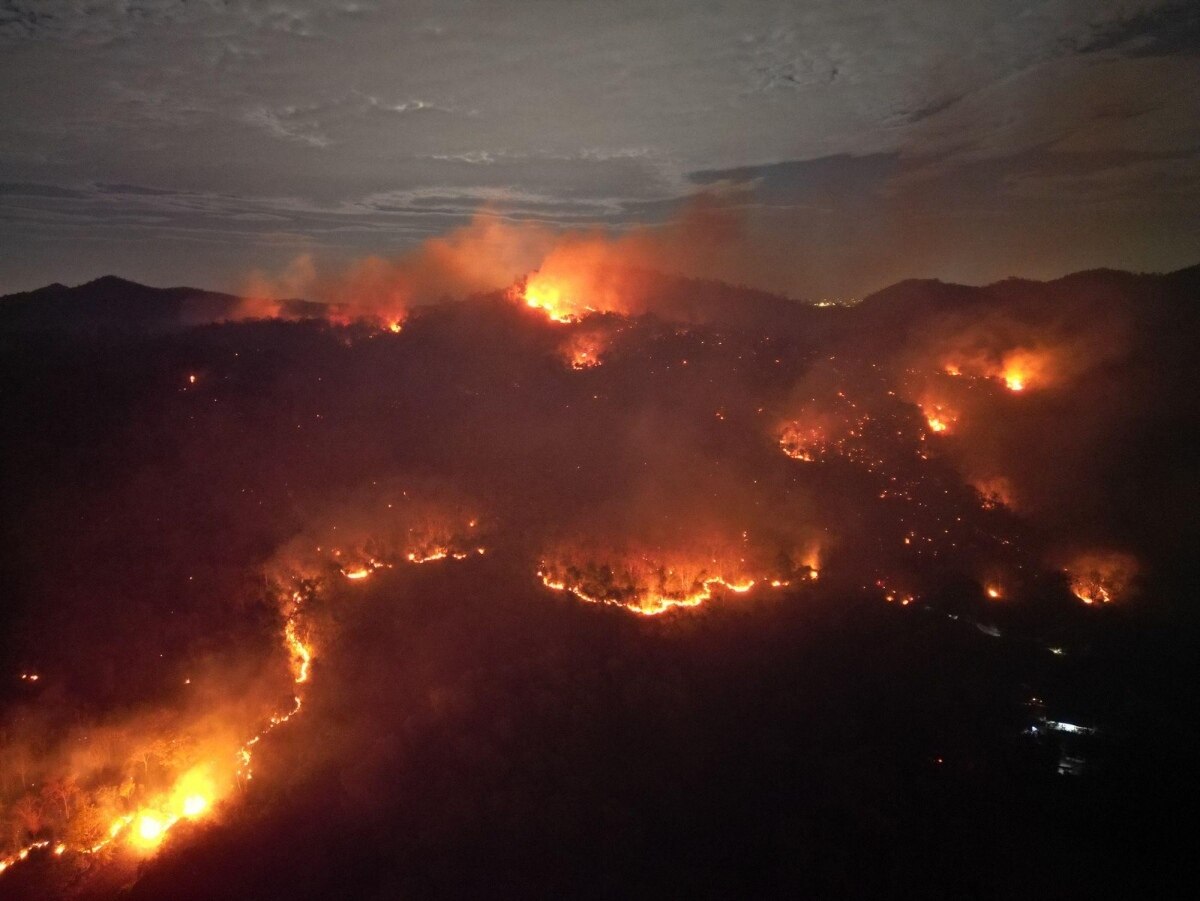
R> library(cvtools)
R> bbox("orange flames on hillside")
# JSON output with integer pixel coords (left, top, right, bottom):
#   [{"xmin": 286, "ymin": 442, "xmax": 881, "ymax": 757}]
[
  {"xmin": 1, "ymin": 216, "xmax": 1159, "ymax": 895},
  {"xmin": 0, "ymin": 499, "xmax": 488, "ymax": 881},
  {"xmin": 1, "ymin": 757, "xmax": 227, "ymax": 874},
  {"xmin": 235, "ymin": 199, "xmax": 743, "ymax": 331},
  {"xmin": 939, "ymin": 347, "xmax": 1053, "ymax": 393},
  {"xmin": 522, "ymin": 274, "xmax": 585, "ymax": 323},
  {"xmin": 778, "ymin": 422, "xmax": 828, "ymax": 462},
  {"xmin": 919, "ymin": 400, "xmax": 957, "ymax": 434},
  {"xmin": 537, "ymin": 545, "xmax": 820, "ymax": 616},
  {"xmin": 559, "ymin": 330, "xmax": 611, "ymax": 370},
  {"xmin": 1065, "ymin": 551, "xmax": 1139, "ymax": 605}
]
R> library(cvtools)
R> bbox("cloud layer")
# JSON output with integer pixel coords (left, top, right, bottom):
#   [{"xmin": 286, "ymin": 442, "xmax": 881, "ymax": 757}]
[{"xmin": 1, "ymin": 0, "xmax": 1197, "ymax": 296}]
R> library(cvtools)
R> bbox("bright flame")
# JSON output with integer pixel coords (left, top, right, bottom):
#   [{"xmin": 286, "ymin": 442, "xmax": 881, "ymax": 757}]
[
  {"xmin": 132, "ymin": 812, "xmax": 170, "ymax": 849},
  {"xmin": 522, "ymin": 276, "xmax": 579, "ymax": 323},
  {"xmin": 284, "ymin": 618, "xmax": 312, "ymax": 684},
  {"xmin": 1000, "ymin": 349, "xmax": 1050, "ymax": 392},
  {"xmin": 919, "ymin": 400, "xmax": 957, "ymax": 434},
  {"xmin": 939, "ymin": 349, "xmax": 1052, "ymax": 392},
  {"xmin": 407, "ymin": 549, "xmax": 448, "ymax": 563}
]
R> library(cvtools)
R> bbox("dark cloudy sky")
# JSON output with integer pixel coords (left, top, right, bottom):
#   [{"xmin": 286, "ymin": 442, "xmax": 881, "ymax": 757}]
[{"xmin": 0, "ymin": 0, "xmax": 1197, "ymax": 298}]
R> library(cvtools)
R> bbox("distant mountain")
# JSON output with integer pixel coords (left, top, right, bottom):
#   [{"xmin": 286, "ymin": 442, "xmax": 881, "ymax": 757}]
[
  {"xmin": 846, "ymin": 263, "xmax": 1200, "ymax": 350},
  {"xmin": 0, "ymin": 275, "xmax": 323, "ymax": 335}
]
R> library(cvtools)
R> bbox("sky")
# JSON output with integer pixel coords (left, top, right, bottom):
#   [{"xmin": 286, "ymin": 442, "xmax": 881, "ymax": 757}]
[{"xmin": 0, "ymin": 0, "xmax": 1197, "ymax": 299}]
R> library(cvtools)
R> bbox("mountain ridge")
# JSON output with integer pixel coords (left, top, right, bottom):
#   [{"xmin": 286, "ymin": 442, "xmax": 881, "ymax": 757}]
[{"xmin": 1, "ymin": 263, "xmax": 1196, "ymax": 336}]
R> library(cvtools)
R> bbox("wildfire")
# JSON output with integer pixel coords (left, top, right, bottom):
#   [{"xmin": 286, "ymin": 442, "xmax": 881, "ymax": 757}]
[
  {"xmin": 232, "ymin": 523, "xmax": 485, "ymax": 789},
  {"xmin": 938, "ymin": 348, "xmax": 1051, "ymax": 393},
  {"xmin": 539, "ymin": 570, "xmax": 772, "ymax": 616},
  {"xmin": 560, "ymin": 330, "xmax": 609, "ymax": 370},
  {"xmin": 1066, "ymin": 551, "xmax": 1138, "ymax": 605},
  {"xmin": 285, "ymin": 616, "xmax": 313, "ymax": 684},
  {"xmin": 132, "ymin": 812, "xmax": 170, "ymax": 849},
  {"xmin": 521, "ymin": 275, "xmax": 580, "ymax": 323},
  {"xmin": 0, "ymin": 268, "xmax": 1146, "ymax": 895},
  {"xmin": 407, "ymin": 549, "xmax": 448, "ymax": 563},
  {"xmin": 123, "ymin": 769, "xmax": 216, "ymax": 853},
  {"xmin": 537, "ymin": 549, "xmax": 817, "ymax": 616},
  {"xmin": 778, "ymin": 423, "xmax": 827, "ymax": 462},
  {"xmin": 341, "ymin": 558, "xmax": 392, "ymax": 580},
  {"xmin": 973, "ymin": 477, "xmax": 1015, "ymax": 510},
  {"xmin": 1000, "ymin": 349, "xmax": 1050, "ymax": 392},
  {"xmin": 70, "ymin": 765, "xmax": 223, "ymax": 860},
  {"xmin": 1, "ymin": 842, "xmax": 50, "ymax": 874},
  {"xmin": 919, "ymin": 399, "xmax": 957, "ymax": 434}
]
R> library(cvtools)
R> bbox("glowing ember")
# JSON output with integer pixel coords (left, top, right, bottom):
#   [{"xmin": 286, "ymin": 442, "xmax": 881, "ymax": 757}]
[{"xmin": 877, "ymin": 579, "xmax": 916, "ymax": 606}]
